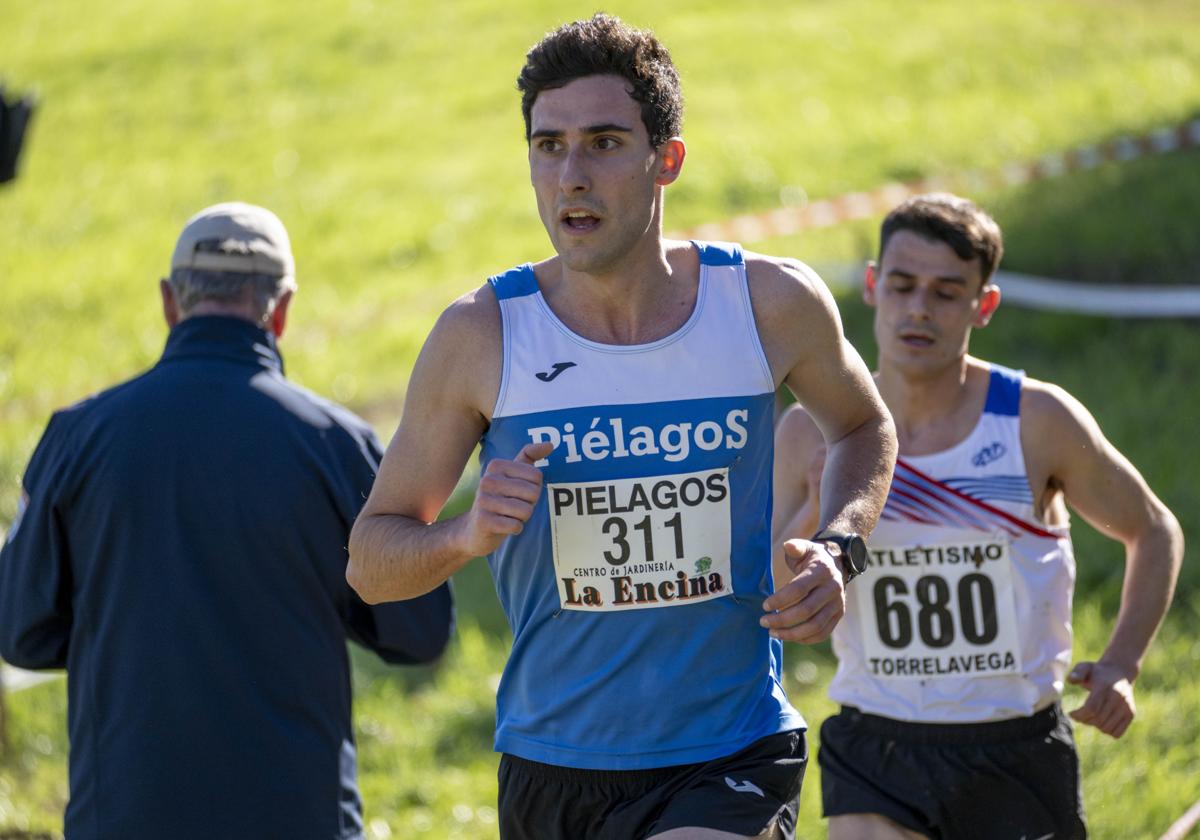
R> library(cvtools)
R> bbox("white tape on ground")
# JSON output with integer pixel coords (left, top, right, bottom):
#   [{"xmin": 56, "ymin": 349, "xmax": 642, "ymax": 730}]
[
  {"xmin": 992, "ymin": 272, "xmax": 1200, "ymax": 318},
  {"xmin": 816, "ymin": 265, "xmax": 1200, "ymax": 318}
]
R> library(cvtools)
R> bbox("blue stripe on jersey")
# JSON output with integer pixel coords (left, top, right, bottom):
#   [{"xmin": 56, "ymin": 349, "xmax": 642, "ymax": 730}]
[
  {"xmin": 983, "ymin": 364, "xmax": 1023, "ymax": 416},
  {"xmin": 693, "ymin": 241, "xmax": 743, "ymax": 266},
  {"xmin": 944, "ymin": 476, "xmax": 1034, "ymax": 505},
  {"xmin": 488, "ymin": 243, "xmax": 744, "ymax": 300},
  {"xmin": 489, "ymin": 395, "xmax": 761, "ymax": 482},
  {"xmin": 489, "ymin": 264, "xmax": 538, "ymax": 300}
]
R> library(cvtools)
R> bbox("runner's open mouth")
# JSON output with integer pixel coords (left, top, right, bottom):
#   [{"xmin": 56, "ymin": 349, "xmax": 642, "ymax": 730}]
[{"xmin": 562, "ymin": 211, "xmax": 600, "ymax": 231}]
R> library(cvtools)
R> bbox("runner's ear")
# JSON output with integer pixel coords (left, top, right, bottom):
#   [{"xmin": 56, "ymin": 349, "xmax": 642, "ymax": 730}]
[
  {"xmin": 974, "ymin": 284, "xmax": 1001, "ymax": 327},
  {"xmin": 863, "ymin": 263, "xmax": 878, "ymax": 306},
  {"xmin": 654, "ymin": 138, "xmax": 686, "ymax": 186}
]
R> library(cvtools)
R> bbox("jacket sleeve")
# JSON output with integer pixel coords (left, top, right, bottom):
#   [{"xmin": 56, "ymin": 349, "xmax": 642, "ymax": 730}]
[
  {"xmin": 344, "ymin": 582, "xmax": 455, "ymax": 665},
  {"xmin": 0, "ymin": 415, "xmax": 75, "ymax": 669},
  {"xmin": 338, "ymin": 422, "xmax": 455, "ymax": 664}
]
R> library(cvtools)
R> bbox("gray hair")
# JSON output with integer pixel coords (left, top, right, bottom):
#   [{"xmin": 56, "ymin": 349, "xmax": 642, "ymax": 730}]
[{"xmin": 168, "ymin": 268, "xmax": 297, "ymax": 321}]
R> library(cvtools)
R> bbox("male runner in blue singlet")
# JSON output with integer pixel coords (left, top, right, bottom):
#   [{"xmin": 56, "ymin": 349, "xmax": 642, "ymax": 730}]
[
  {"xmin": 773, "ymin": 194, "xmax": 1183, "ymax": 840},
  {"xmin": 347, "ymin": 14, "xmax": 897, "ymax": 840}
]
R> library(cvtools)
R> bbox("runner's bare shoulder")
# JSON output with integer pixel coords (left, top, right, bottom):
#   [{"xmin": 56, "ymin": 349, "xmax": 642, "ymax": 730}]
[
  {"xmin": 415, "ymin": 283, "xmax": 503, "ymax": 422},
  {"xmin": 743, "ymin": 252, "xmax": 831, "ymax": 315},
  {"xmin": 742, "ymin": 252, "xmax": 841, "ymax": 386},
  {"xmin": 1018, "ymin": 377, "xmax": 1096, "ymax": 467}
]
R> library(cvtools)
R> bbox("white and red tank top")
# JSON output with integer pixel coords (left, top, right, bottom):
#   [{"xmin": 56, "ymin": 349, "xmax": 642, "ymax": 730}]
[{"xmin": 829, "ymin": 364, "xmax": 1076, "ymax": 722}]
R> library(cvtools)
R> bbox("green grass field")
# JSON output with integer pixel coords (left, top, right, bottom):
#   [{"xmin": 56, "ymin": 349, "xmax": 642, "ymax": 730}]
[{"xmin": 2, "ymin": 1, "xmax": 1199, "ymax": 837}]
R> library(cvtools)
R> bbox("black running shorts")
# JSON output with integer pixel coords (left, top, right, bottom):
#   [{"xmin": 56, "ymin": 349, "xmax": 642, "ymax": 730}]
[
  {"xmin": 498, "ymin": 729, "xmax": 807, "ymax": 840},
  {"xmin": 819, "ymin": 704, "xmax": 1086, "ymax": 840}
]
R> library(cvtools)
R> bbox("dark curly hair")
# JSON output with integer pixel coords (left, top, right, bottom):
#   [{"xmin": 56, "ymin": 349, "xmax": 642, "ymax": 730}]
[
  {"xmin": 880, "ymin": 193, "xmax": 1005, "ymax": 284},
  {"xmin": 517, "ymin": 13, "xmax": 684, "ymax": 149}
]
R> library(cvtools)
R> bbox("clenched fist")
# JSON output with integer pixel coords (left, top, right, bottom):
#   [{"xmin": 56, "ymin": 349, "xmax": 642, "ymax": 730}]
[
  {"xmin": 455, "ymin": 441, "xmax": 554, "ymax": 558},
  {"xmin": 760, "ymin": 538, "xmax": 847, "ymax": 644}
]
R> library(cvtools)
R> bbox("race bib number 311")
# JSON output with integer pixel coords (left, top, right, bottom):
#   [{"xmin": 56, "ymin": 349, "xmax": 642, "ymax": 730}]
[
  {"xmin": 548, "ymin": 468, "xmax": 732, "ymax": 611},
  {"xmin": 853, "ymin": 538, "xmax": 1023, "ymax": 679}
]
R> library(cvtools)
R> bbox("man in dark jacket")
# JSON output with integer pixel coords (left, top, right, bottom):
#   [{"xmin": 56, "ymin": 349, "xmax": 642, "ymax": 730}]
[{"xmin": 0, "ymin": 202, "xmax": 454, "ymax": 840}]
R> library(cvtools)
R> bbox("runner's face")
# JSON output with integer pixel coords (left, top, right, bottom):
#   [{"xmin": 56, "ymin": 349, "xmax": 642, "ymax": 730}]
[
  {"xmin": 528, "ymin": 75, "xmax": 674, "ymax": 274},
  {"xmin": 866, "ymin": 230, "xmax": 998, "ymax": 376}
]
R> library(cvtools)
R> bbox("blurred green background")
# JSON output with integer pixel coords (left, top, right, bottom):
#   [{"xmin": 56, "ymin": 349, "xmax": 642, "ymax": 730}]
[{"xmin": 2, "ymin": 1, "xmax": 1198, "ymax": 837}]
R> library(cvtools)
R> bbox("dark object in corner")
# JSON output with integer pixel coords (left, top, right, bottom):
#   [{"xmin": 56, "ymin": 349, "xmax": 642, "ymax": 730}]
[{"xmin": 0, "ymin": 86, "xmax": 36, "ymax": 184}]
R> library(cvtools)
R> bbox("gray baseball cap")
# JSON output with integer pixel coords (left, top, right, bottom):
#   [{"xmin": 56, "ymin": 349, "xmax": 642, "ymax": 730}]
[{"xmin": 170, "ymin": 202, "xmax": 295, "ymax": 279}]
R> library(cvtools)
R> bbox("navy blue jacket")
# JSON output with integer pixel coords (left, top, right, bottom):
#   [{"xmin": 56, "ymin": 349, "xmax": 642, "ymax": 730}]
[{"xmin": 0, "ymin": 316, "xmax": 453, "ymax": 840}]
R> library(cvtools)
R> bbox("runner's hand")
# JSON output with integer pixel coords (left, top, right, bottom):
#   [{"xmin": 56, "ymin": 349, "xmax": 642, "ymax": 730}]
[
  {"xmin": 1066, "ymin": 660, "xmax": 1136, "ymax": 738},
  {"xmin": 760, "ymin": 539, "xmax": 846, "ymax": 643},
  {"xmin": 456, "ymin": 441, "xmax": 554, "ymax": 558}
]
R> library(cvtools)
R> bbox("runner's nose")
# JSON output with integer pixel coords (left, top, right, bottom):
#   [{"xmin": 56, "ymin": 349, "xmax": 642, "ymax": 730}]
[
  {"xmin": 560, "ymin": 147, "xmax": 591, "ymax": 194},
  {"xmin": 906, "ymin": 287, "xmax": 935, "ymax": 321}
]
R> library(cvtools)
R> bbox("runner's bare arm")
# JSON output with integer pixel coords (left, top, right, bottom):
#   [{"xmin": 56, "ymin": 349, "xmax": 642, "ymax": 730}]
[
  {"xmin": 749, "ymin": 256, "xmax": 897, "ymax": 642},
  {"xmin": 1022, "ymin": 381, "xmax": 1184, "ymax": 738},
  {"xmin": 347, "ymin": 286, "xmax": 551, "ymax": 603},
  {"xmin": 770, "ymin": 405, "xmax": 825, "ymax": 588}
]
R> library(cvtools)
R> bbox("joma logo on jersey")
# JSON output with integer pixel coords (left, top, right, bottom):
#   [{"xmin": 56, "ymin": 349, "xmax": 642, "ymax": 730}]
[
  {"xmin": 972, "ymin": 441, "xmax": 1006, "ymax": 468},
  {"xmin": 527, "ymin": 409, "xmax": 749, "ymax": 467}
]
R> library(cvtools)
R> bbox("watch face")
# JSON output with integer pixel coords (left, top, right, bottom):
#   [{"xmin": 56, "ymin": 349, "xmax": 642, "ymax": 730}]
[
  {"xmin": 814, "ymin": 530, "xmax": 869, "ymax": 577},
  {"xmin": 846, "ymin": 535, "xmax": 868, "ymax": 574}
]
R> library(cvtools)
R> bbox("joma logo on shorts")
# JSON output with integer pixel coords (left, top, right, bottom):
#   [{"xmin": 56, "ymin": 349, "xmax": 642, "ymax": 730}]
[{"xmin": 527, "ymin": 409, "xmax": 749, "ymax": 467}]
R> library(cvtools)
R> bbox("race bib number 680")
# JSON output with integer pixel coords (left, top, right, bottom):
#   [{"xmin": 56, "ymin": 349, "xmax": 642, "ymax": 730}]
[
  {"xmin": 852, "ymin": 538, "xmax": 1023, "ymax": 679},
  {"xmin": 548, "ymin": 468, "xmax": 732, "ymax": 611}
]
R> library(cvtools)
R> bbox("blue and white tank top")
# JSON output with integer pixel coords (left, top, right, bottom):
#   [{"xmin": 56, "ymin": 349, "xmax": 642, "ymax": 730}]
[
  {"xmin": 480, "ymin": 242, "xmax": 804, "ymax": 769},
  {"xmin": 829, "ymin": 365, "xmax": 1076, "ymax": 722}
]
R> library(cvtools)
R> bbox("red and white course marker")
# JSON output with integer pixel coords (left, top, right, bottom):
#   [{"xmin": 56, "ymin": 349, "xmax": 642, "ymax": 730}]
[{"xmin": 673, "ymin": 117, "xmax": 1200, "ymax": 242}]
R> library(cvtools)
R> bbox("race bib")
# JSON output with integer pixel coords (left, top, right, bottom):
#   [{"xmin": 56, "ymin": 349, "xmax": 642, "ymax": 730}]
[
  {"xmin": 547, "ymin": 468, "xmax": 732, "ymax": 611},
  {"xmin": 852, "ymin": 537, "xmax": 1023, "ymax": 679}
]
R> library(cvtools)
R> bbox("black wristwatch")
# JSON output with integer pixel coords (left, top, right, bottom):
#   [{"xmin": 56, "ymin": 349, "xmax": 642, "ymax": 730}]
[{"xmin": 811, "ymin": 530, "xmax": 868, "ymax": 584}]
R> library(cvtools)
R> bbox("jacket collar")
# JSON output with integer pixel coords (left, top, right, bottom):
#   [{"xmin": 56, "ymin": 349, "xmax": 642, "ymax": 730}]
[{"xmin": 160, "ymin": 315, "xmax": 285, "ymax": 375}]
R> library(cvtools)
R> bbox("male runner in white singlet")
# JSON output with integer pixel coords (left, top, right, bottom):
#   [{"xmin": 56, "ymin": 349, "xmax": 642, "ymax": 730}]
[
  {"xmin": 772, "ymin": 194, "xmax": 1184, "ymax": 840},
  {"xmin": 347, "ymin": 14, "xmax": 897, "ymax": 840}
]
